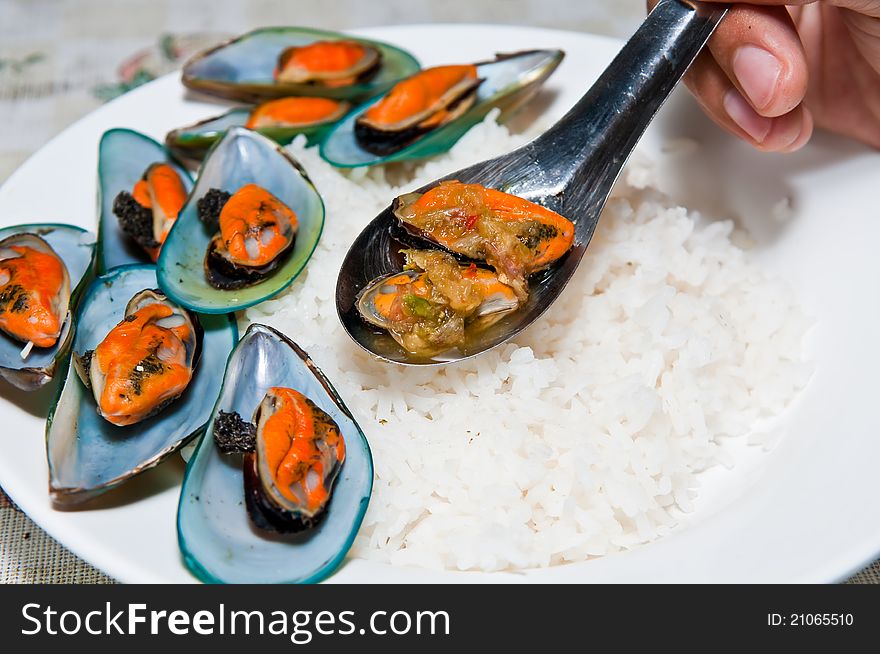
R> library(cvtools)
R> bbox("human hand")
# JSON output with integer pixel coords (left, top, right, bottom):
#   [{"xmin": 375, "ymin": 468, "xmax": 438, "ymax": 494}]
[{"xmin": 648, "ymin": 1, "xmax": 880, "ymax": 150}]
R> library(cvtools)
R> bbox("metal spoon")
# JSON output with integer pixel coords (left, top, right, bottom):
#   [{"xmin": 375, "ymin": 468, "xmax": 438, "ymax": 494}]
[{"xmin": 336, "ymin": 0, "xmax": 729, "ymax": 365}]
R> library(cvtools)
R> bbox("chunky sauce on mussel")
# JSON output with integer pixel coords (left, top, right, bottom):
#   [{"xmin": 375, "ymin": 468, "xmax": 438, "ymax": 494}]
[
  {"xmin": 113, "ymin": 163, "xmax": 187, "ymax": 261},
  {"xmin": 356, "ymin": 183, "xmax": 575, "ymax": 356},
  {"xmin": 214, "ymin": 386, "xmax": 346, "ymax": 533},
  {"xmin": 355, "ymin": 65, "xmax": 483, "ymax": 155},
  {"xmin": 244, "ymin": 97, "xmax": 350, "ymax": 129},
  {"xmin": 198, "ymin": 183, "xmax": 298, "ymax": 289},
  {"xmin": 275, "ymin": 40, "xmax": 381, "ymax": 88},
  {"xmin": 0, "ymin": 234, "xmax": 70, "ymax": 351},
  {"xmin": 74, "ymin": 289, "xmax": 201, "ymax": 426},
  {"xmin": 357, "ymin": 249, "xmax": 518, "ymax": 356},
  {"xmin": 394, "ymin": 180, "xmax": 575, "ymax": 299}
]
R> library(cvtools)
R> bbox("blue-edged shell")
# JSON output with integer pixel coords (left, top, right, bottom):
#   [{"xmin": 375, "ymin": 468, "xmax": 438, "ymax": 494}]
[
  {"xmin": 97, "ymin": 128, "xmax": 193, "ymax": 273},
  {"xmin": 46, "ymin": 265, "xmax": 237, "ymax": 506},
  {"xmin": 0, "ymin": 223, "xmax": 95, "ymax": 390},
  {"xmin": 178, "ymin": 323, "xmax": 373, "ymax": 584},
  {"xmin": 181, "ymin": 27, "xmax": 420, "ymax": 103},
  {"xmin": 320, "ymin": 49, "xmax": 564, "ymax": 168},
  {"xmin": 157, "ymin": 127, "xmax": 324, "ymax": 314}
]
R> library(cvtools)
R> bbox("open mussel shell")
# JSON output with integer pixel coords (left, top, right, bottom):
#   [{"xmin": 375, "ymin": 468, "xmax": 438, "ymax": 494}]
[
  {"xmin": 0, "ymin": 223, "xmax": 95, "ymax": 390},
  {"xmin": 320, "ymin": 49, "xmax": 564, "ymax": 168},
  {"xmin": 165, "ymin": 103, "xmax": 348, "ymax": 165},
  {"xmin": 182, "ymin": 27, "xmax": 420, "ymax": 103},
  {"xmin": 157, "ymin": 127, "xmax": 324, "ymax": 314},
  {"xmin": 46, "ymin": 264, "xmax": 237, "ymax": 506},
  {"xmin": 97, "ymin": 129, "xmax": 193, "ymax": 273},
  {"xmin": 178, "ymin": 323, "xmax": 373, "ymax": 584}
]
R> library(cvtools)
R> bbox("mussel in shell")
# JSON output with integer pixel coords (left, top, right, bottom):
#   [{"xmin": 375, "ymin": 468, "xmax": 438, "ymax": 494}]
[
  {"xmin": 198, "ymin": 183, "xmax": 298, "ymax": 290},
  {"xmin": 181, "ymin": 28, "xmax": 420, "ymax": 104},
  {"xmin": 177, "ymin": 324, "xmax": 372, "ymax": 583},
  {"xmin": 73, "ymin": 288, "xmax": 202, "ymax": 427},
  {"xmin": 165, "ymin": 97, "xmax": 350, "ymax": 165},
  {"xmin": 354, "ymin": 65, "xmax": 483, "ymax": 155},
  {"xmin": 0, "ymin": 233, "xmax": 71, "ymax": 351},
  {"xmin": 97, "ymin": 128, "xmax": 193, "ymax": 273},
  {"xmin": 320, "ymin": 49, "xmax": 564, "ymax": 168},
  {"xmin": 357, "ymin": 249, "xmax": 519, "ymax": 356},
  {"xmin": 47, "ymin": 264, "xmax": 237, "ymax": 506},
  {"xmin": 157, "ymin": 127, "xmax": 324, "ymax": 315},
  {"xmin": 393, "ymin": 180, "xmax": 575, "ymax": 299},
  {"xmin": 112, "ymin": 163, "xmax": 188, "ymax": 261},
  {"xmin": 214, "ymin": 386, "xmax": 346, "ymax": 533},
  {"xmin": 275, "ymin": 40, "xmax": 381, "ymax": 87},
  {"xmin": 0, "ymin": 224, "xmax": 94, "ymax": 391}
]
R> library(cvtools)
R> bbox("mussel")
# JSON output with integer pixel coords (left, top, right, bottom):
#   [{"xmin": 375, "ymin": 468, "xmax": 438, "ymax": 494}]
[
  {"xmin": 393, "ymin": 181, "xmax": 575, "ymax": 299},
  {"xmin": 165, "ymin": 97, "xmax": 350, "ymax": 165},
  {"xmin": 47, "ymin": 264, "xmax": 237, "ymax": 505},
  {"xmin": 73, "ymin": 288, "xmax": 202, "ymax": 426},
  {"xmin": 157, "ymin": 127, "xmax": 324, "ymax": 314},
  {"xmin": 178, "ymin": 324, "xmax": 372, "ymax": 584},
  {"xmin": 0, "ymin": 224, "xmax": 94, "ymax": 390},
  {"xmin": 97, "ymin": 129, "xmax": 192, "ymax": 273},
  {"xmin": 214, "ymin": 386, "xmax": 345, "ymax": 533},
  {"xmin": 0, "ymin": 233, "xmax": 70, "ymax": 351},
  {"xmin": 320, "ymin": 49, "xmax": 564, "ymax": 168},
  {"xmin": 198, "ymin": 183, "xmax": 298, "ymax": 290},
  {"xmin": 112, "ymin": 162, "xmax": 188, "ymax": 261},
  {"xmin": 275, "ymin": 40, "xmax": 381, "ymax": 87},
  {"xmin": 357, "ymin": 249, "xmax": 519, "ymax": 356},
  {"xmin": 181, "ymin": 27, "xmax": 420, "ymax": 103},
  {"xmin": 354, "ymin": 65, "xmax": 482, "ymax": 155}
]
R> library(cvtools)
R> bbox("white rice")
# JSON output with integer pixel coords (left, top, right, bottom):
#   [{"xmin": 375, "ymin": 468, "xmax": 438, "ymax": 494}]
[{"xmin": 243, "ymin": 115, "xmax": 812, "ymax": 572}]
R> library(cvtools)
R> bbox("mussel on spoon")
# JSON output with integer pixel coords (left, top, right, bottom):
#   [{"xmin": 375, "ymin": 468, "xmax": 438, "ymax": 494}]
[{"xmin": 336, "ymin": 0, "xmax": 730, "ymax": 365}]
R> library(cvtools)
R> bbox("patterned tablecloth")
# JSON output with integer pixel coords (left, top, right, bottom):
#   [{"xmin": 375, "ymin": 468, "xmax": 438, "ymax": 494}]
[{"xmin": 0, "ymin": 0, "xmax": 877, "ymax": 584}]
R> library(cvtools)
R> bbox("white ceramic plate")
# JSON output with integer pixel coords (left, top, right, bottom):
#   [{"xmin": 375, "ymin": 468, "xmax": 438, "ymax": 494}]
[{"xmin": 1, "ymin": 25, "xmax": 879, "ymax": 583}]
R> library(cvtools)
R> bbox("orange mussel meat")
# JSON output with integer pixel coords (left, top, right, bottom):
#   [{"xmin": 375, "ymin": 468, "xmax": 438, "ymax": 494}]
[
  {"xmin": 355, "ymin": 65, "xmax": 482, "ymax": 155},
  {"xmin": 113, "ymin": 162, "xmax": 188, "ymax": 261},
  {"xmin": 199, "ymin": 183, "xmax": 298, "ymax": 290},
  {"xmin": 214, "ymin": 384, "xmax": 347, "ymax": 533},
  {"xmin": 0, "ymin": 236, "xmax": 70, "ymax": 349},
  {"xmin": 83, "ymin": 290, "xmax": 200, "ymax": 426},
  {"xmin": 363, "ymin": 65, "xmax": 479, "ymax": 128},
  {"xmin": 256, "ymin": 387, "xmax": 345, "ymax": 517},
  {"xmin": 217, "ymin": 184, "xmax": 297, "ymax": 268},
  {"xmin": 275, "ymin": 40, "xmax": 381, "ymax": 87},
  {"xmin": 244, "ymin": 97, "xmax": 348, "ymax": 129}
]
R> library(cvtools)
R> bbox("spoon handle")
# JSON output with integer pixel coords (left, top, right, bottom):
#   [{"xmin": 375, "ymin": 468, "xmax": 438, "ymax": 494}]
[{"xmin": 501, "ymin": 0, "xmax": 728, "ymax": 215}]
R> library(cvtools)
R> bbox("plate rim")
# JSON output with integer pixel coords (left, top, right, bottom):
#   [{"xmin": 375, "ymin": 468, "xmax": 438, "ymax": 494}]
[{"xmin": 1, "ymin": 23, "xmax": 879, "ymax": 584}]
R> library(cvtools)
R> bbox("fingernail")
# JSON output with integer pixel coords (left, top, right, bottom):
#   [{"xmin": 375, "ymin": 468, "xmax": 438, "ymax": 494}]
[
  {"xmin": 785, "ymin": 107, "xmax": 814, "ymax": 152},
  {"xmin": 723, "ymin": 89, "xmax": 772, "ymax": 143},
  {"xmin": 733, "ymin": 45, "xmax": 781, "ymax": 110}
]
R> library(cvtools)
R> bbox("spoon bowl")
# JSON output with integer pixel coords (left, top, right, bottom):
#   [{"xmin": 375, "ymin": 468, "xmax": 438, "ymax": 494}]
[{"xmin": 336, "ymin": 0, "xmax": 729, "ymax": 365}]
